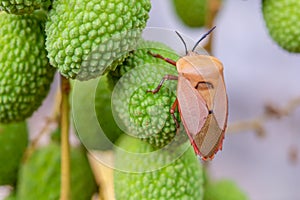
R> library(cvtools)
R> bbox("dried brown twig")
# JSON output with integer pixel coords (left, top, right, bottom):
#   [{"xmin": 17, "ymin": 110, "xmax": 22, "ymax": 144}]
[
  {"xmin": 227, "ymin": 97, "xmax": 300, "ymax": 137},
  {"xmin": 204, "ymin": 0, "xmax": 222, "ymax": 53},
  {"xmin": 23, "ymin": 87, "xmax": 61, "ymax": 162}
]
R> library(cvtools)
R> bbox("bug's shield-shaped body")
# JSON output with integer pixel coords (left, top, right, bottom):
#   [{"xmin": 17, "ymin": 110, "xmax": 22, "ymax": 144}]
[{"xmin": 176, "ymin": 53, "xmax": 228, "ymax": 160}]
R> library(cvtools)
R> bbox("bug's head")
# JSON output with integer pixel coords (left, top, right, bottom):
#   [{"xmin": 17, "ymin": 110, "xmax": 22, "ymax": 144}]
[{"xmin": 175, "ymin": 26, "xmax": 216, "ymax": 55}]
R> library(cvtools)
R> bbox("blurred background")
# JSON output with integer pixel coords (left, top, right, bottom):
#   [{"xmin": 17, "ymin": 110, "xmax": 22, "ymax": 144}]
[
  {"xmin": 146, "ymin": 1, "xmax": 300, "ymax": 200},
  {"xmin": 2, "ymin": 0, "xmax": 299, "ymax": 199}
]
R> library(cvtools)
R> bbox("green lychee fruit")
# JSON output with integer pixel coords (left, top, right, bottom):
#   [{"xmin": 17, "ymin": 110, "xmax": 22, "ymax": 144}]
[
  {"xmin": 204, "ymin": 179, "xmax": 249, "ymax": 200},
  {"xmin": 45, "ymin": 0, "xmax": 151, "ymax": 80},
  {"xmin": 17, "ymin": 144, "xmax": 97, "ymax": 200},
  {"xmin": 0, "ymin": 121, "xmax": 28, "ymax": 186},
  {"xmin": 110, "ymin": 40, "xmax": 183, "ymax": 148},
  {"xmin": 114, "ymin": 134, "xmax": 204, "ymax": 200},
  {"xmin": 0, "ymin": 11, "xmax": 55, "ymax": 123},
  {"xmin": 0, "ymin": 0, "xmax": 51, "ymax": 14},
  {"xmin": 108, "ymin": 40, "xmax": 180, "ymax": 85},
  {"xmin": 172, "ymin": 0, "xmax": 208, "ymax": 27},
  {"xmin": 262, "ymin": 0, "xmax": 300, "ymax": 53},
  {"xmin": 71, "ymin": 75, "xmax": 123, "ymax": 150}
]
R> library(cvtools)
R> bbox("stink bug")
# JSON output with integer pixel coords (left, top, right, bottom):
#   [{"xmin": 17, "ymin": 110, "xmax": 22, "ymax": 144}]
[{"xmin": 147, "ymin": 26, "xmax": 228, "ymax": 160}]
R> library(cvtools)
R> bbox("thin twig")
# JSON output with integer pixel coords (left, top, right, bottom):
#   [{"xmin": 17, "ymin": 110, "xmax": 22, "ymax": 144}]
[
  {"xmin": 23, "ymin": 88, "xmax": 61, "ymax": 162},
  {"xmin": 228, "ymin": 97, "xmax": 300, "ymax": 136},
  {"xmin": 288, "ymin": 145, "xmax": 298, "ymax": 165},
  {"xmin": 60, "ymin": 76, "xmax": 71, "ymax": 200},
  {"xmin": 23, "ymin": 117, "xmax": 57, "ymax": 161},
  {"xmin": 204, "ymin": 0, "xmax": 222, "ymax": 54}
]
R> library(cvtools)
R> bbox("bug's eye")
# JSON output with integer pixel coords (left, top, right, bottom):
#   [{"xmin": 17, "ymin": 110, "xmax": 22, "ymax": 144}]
[{"xmin": 195, "ymin": 81, "xmax": 214, "ymax": 90}]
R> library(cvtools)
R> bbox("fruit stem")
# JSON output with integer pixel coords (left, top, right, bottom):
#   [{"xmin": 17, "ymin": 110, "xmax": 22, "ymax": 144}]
[
  {"xmin": 60, "ymin": 75, "xmax": 71, "ymax": 200},
  {"xmin": 204, "ymin": 0, "xmax": 222, "ymax": 54}
]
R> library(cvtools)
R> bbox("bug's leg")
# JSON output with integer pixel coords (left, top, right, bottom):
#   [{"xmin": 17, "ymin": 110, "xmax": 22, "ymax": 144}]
[
  {"xmin": 147, "ymin": 51, "xmax": 177, "ymax": 66},
  {"xmin": 147, "ymin": 75, "xmax": 178, "ymax": 94},
  {"xmin": 170, "ymin": 98, "xmax": 180, "ymax": 128}
]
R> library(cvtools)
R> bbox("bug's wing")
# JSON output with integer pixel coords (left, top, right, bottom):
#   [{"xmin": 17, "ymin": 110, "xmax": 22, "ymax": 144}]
[
  {"xmin": 195, "ymin": 64, "xmax": 228, "ymax": 159},
  {"xmin": 213, "ymin": 75, "xmax": 228, "ymax": 130},
  {"xmin": 177, "ymin": 76, "xmax": 209, "ymax": 136},
  {"xmin": 194, "ymin": 113, "xmax": 224, "ymax": 159},
  {"xmin": 194, "ymin": 75, "xmax": 228, "ymax": 160}
]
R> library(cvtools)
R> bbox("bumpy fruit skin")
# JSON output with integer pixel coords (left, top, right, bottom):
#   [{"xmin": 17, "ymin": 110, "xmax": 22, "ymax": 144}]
[
  {"xmin": 204, "ymin": 180, "xmax": 248, "ymax": 200},
  {"xmin": 45, "ymin": 0, "xmax": 151, "ymax": 80},
  {"xmin": 110, "ymin": 40, "xmax": 183, "ymax": 148},
  {"xmin": 172, "ymin": 0, "xmax": 207, "ymax": 27},
  {"xmin": 0, "ymin": 122, "xmax": 28, "ymax": 185},
  {"xmin": 17, "ymin": 144, "xmax": 97, "ymax": 200},
  {"xmin": 128, "ymin": 85, "xmax": 179, "ymax": 148},
  {"xmin": 108, "ymin": 40, "xmax": 180, "ymax": 84},
  {"xmin": 114, "ymin": 135, "xmax": 204, "ymax": 200},
  {"xmin": 0, "ymin": 0, "xmax": 51, "ymax": 14},
  {"xmin": 0, "ymin": 11, "xmax": 55, "ymax": 123},
  {"xmin": 262, "ymin": 0, "xmax": 300, "ymax": 53}
]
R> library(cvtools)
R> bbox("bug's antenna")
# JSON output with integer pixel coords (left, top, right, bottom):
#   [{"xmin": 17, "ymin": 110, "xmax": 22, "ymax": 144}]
[
  {"xmin": 192, "ymin": 26, "xmax": 216, "ymax": 52},
  {"xmin": 175, "ymin": 31, "xmax": 188, "ymax": 55}
]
